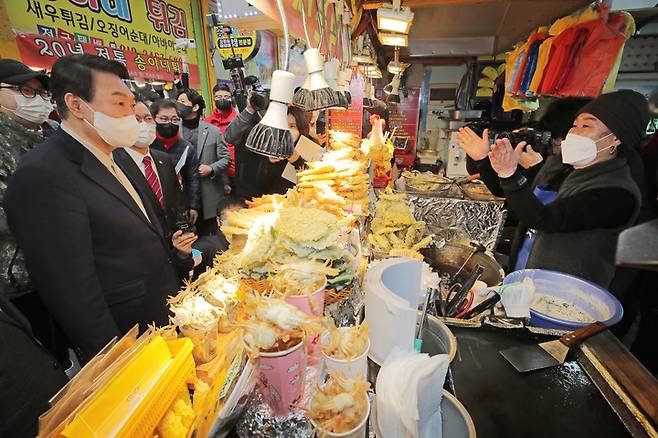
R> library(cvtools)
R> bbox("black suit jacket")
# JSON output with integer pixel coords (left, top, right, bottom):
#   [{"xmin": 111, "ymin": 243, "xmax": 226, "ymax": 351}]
[
  {"xmin": 113, "ymin": 148, "xmax": 185, "ymax": 238},
  {"xmin": 113, "ymin": 148, "xmax": 194, "ymax": 279},
  {"xmin": 4, "ymin": 128, "xmax": 181, "ymax": 362},
  {"xmin": 0, "ymin": 295, "xmax": 68, "ymax": 438}
]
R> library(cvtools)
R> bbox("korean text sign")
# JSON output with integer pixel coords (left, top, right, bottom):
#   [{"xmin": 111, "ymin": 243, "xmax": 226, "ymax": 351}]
[{"xmin": 7, "ymin": 0, "xmax": 200, "ymax": 84}]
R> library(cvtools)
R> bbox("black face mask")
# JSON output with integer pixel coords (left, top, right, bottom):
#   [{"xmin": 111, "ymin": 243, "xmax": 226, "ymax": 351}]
[
  {"xmin": 156, "ymin": 122, "xmax": 179, "ymax": 138},
  {"xmin": 215, "ymin": 99, "xmax": 233, "ymax": 112},
  {"xmin": 179, "ymin": 104, "xmax": 195, "ymax": 119}
]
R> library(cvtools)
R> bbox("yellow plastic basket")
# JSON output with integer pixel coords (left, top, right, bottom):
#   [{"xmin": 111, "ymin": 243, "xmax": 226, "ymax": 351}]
[{"xmin": 61, "ymin": 336, "xmax": 195, "ymax": 438}]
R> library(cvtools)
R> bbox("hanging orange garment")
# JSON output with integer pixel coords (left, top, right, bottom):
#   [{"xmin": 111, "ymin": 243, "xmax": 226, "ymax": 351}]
[
  {"xmin": 539, "ymin": 20, "xmax": 594, "ymax": 96},
  {"xmin": 558, "ymin": 13, "xmax": 626, "ymax": 97}
]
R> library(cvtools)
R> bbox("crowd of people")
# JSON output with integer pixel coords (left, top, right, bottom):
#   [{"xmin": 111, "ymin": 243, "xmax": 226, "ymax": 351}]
[
  {"xmin": 0, "ymin": 54, "xmax": 328, "ymax": 437},
  {"xmin": 0, "ymin": 52, "xmax": 656, "ymax": 436}
]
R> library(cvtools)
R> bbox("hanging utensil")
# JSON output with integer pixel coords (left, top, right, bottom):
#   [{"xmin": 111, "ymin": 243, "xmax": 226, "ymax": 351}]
[
  {"xmin": 461, "ymin": 291, "xmax": 501, "ymax": 320},
  {"xmin": 415, "ymin": 288, "xmax": 435, "ymax": 352},
  {"xmin": 453, "ymin": 240, "xmax": 486, "ymax": 280},
  {"xmin": 446, "ymin": 264, "xmax": 484, "ymax": 317}
]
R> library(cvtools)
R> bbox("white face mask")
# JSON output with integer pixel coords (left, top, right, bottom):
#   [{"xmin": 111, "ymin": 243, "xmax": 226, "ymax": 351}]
[
  {"xmin": 290, "ymin": 127, "xmax": 300, "ymax": 143},
  {"xmin": 82, "ymin": 101, "xmax": 139, "ymax": 149},
  {"xmin": 561, "ymin": 132, "xmax": 615, "ymax": 167},
  {"xmin": 134, "ymin": 121, "xmax": 156, "ymax": 147},
  {"xmin": 9, "ymin": 94, "xmax": 53, "ymax": 125}
]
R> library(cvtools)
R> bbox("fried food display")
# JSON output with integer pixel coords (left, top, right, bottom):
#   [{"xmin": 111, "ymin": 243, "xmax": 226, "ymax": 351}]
[
  {"xmin": 219, "ymin": 198, "xmax": 357, "ymax": 287},
  {"xmin": 270, "ymin": 259, "xmax": 337, "ymax": 297},
  {"xmin": 320, "ymin": 321, "xmax": 369, "ymax": 360},
  {"xmin": 166, "ymin": 268, "xmax": 242, "ymax": 363},
  {"xmin": 168, "ymin": 292, "xmax": 224, "ymax": 364},
  {"xmin": 241, "ymin": 294, "xmax": 324, "ymax": 357},
  {"xmin": 296, "ymin": 146, "xmax": 371, "ymax": 217},
  {"xmin": 368, "ymin": 190, "xmax": 433, "ymax": 258},
  {"xmin": 307, "ymin": 372, "xmax": 371, "ymax": 434},
  {"xmin": 402, "ymin": 170, "xmax": 452, "ymax": 192},
  {"xmin": 361, "ymin": 115, "xmax": 394, "ymax": 181}
]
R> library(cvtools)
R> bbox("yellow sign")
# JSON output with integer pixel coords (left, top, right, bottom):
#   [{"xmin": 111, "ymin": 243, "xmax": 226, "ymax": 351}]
[
  {"xmin": 4, "ymin": 0, "xmax": 200, "ymax": 83},
  {"xmin": 217, "ymin": 28, "xmax": 259, "ymax": 62}
]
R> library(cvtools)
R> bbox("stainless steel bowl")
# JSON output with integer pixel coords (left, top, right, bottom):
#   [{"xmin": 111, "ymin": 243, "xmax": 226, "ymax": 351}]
[
  {"xmin": 370, "ymin": 389, "xmax": 477, "ymax": 437},
  {"xmin": 368, "ymin": 316, "xmax": 457, "ymax": 382}
]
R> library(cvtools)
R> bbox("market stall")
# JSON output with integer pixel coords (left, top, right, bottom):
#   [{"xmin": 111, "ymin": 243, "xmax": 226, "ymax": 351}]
[
  {"xmin": 26, "ymin": 0, "xmax": 658, "ymax": 437},
  {"xmin": 36, "ymin": 122, "xmax": 658, "ymax": 437}
]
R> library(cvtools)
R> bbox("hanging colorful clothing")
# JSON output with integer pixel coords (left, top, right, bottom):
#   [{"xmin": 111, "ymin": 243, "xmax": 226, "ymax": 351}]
[{"xmin": 558, "ymin": 13, "xmax": 627, "ymax": 97}]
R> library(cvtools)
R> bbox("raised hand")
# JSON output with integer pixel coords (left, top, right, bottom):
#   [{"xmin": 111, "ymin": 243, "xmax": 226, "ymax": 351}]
[
  {"xmin": 518, "ymin": 144, "xmax": 543, "ymax": 169},
  {"xmin": 489, "ymin": 138, "xmax": 526, "ymax": 178},
  {"xmin": 456, "ymin": 127, "xmax": 491, "ymax": 161}
]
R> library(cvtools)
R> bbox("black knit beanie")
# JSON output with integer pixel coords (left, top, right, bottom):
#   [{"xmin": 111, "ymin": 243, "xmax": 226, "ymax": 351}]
[{"xmin": 578, "ymin": 90, "xmax": 650, "ymax": 148}]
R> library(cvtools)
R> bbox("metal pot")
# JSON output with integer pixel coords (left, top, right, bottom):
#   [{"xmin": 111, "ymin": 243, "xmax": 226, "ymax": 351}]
[
  {"xmin": 421, "ymin": 243, "xmax": 503, "ymax": 286},
  {"xmin": 368, "ymin": 316, "xmax": 457, "ymax": 384}
]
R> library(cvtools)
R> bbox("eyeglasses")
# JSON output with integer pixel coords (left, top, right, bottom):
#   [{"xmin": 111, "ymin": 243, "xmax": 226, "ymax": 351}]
[
  {"xmin": 0, "ymin": 85, "xmax": 51, "ymax": 100},
  {"xmin": 155, "ymin": 115, "xmax": 181, "ymax": 124},
  {"xmin": 136, "ymin": 115, "xmax": 154, "ymax": 123}
]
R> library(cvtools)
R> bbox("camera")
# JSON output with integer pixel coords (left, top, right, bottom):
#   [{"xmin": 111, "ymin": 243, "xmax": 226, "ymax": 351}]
[
  {"xmin": 175, "ymin": 212, "xmax": 196, "ymax": 235},
  {"xmin": 244, "ymin": 75, "xmax": 269, "ymax": 112},
  {"xmin": 222, "ymin": 56, "xmax": 244, "ymax": 71},
  {"xmin": 497, "ymin": 128, "xmax": 552, "ymax": 156},
  {"xmin": 463, "ymin": 121, "xmax": 490, "ymax": 137}
]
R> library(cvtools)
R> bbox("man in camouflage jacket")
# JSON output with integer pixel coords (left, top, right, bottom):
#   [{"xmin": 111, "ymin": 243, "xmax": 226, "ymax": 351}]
[{"xmin": 0, "ymin": 59, "xmax": 63, "ymax": 356}]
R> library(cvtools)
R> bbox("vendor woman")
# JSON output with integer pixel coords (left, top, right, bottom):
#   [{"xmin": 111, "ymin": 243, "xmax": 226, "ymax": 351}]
[{"xmin": 462, "ymin": 90, "xmax": 649, "ymax": 287}]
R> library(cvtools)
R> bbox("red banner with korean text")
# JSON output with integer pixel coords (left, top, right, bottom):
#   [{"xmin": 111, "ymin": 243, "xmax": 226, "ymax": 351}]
[
  {"xmin": 6, "ymin": 0, "xmax": 200, "ymax": 86},
  {"xmin": 15, "ymin": 32, "xmax": 199, "ymax": 83}
]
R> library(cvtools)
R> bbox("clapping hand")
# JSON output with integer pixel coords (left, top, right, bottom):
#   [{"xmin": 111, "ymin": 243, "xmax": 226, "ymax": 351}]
[
  {"xmin": 489, "ymin": 138, "xmax": 526, "ymax": 178},
  {"xmin": 456, "ymin": 127, "xmax": 491, "ymax": 161},
  {"xmin": 518, "ymin": 144, "xmax": 543, "ymax": 169}
]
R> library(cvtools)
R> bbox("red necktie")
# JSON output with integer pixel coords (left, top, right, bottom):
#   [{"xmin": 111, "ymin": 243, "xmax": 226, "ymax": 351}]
[{"xmin": 142, "ymin": 155, "xmax": 164, "ymax": 207}]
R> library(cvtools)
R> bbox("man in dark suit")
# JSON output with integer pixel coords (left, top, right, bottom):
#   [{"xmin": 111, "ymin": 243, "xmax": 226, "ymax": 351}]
[
  {"xmin": 113, "ymin": 99, "xmax": 197, "ymax": 279},
  {"xmin": 0, "ymin": 295, "xmax": 69, "ymax": 438},
  {"xmin": 4, "ymin": 54, "xmax": 182, "ymax": 363}
]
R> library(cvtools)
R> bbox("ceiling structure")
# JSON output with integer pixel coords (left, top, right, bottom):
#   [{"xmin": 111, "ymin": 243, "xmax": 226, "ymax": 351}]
[
  {"xmin": 211, "ymin": 0, "xmax": 607, "ymax": 69},
  {"xmin": 358, "ymin": 0, "xmax": 591, "ymax": 63}
]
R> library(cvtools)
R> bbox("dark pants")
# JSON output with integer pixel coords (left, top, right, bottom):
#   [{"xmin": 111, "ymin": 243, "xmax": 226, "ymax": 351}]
[{"xmin": 11, "ymin": 291, "xmax": 71, "ymax": 366}]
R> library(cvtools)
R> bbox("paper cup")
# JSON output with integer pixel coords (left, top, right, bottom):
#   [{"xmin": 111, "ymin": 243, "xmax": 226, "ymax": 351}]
[
  {"xmin": 284, "ymin": 279, "xmax": 327, "ymax": 317},
  {"xmin": 258, "ymin": 340, "xmax": 308, "ymax": 416},
  {"xmin": 322, "ymin": 332, "xmax": 369, "ymax": 380},
  {"xmin": 312, "ymin": 395, "xmax": 370, "ymax": 438},
  {"xmin": 180, "ymin": 320, "xmax": 218, "ymax": 364}
]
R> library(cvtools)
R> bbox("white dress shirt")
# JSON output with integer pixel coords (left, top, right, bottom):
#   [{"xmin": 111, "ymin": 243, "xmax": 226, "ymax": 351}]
[
  {"xmin": 61, "ymin": 122, "xmax": 150, "ymax": 222},
  {"xmin": 124, "ymin": 146, "xmax": 162, "ymax": 183}
]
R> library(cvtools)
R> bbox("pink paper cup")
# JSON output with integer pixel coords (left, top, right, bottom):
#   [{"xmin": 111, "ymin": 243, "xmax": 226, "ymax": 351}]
[
  {"xmin": 258, "ymin": 340, "xmax": 308, "ymax": 416},
  {"xmin": 284, "ymin": 280, "xmax": 327, "ymax": 317}
]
